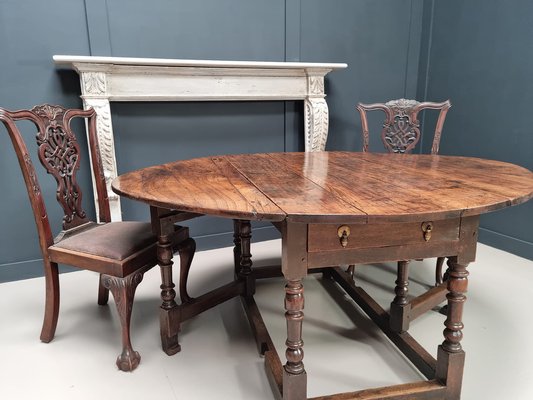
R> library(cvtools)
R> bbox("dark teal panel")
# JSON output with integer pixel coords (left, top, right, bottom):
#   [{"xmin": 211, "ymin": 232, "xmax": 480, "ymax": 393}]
[
  {"xmin": 111, "ymin": 101, "xmax": 286, "ymax": 237},
  {"xmin": 104, "ymin": 0, "xmax": 289, "ymax": 243},
  {"xmin": 300, "ymin": 0, "xmax": 420, "ymax": 152},
  {"xmin": 0, "ymin": 0, "xmax": 88, "ymax": 108},
  {"xmin": 0, "ymin": 0, "xmax": 452, "ymax": 281},
  {"xmin": 106, "ymin": 0, "xmax": 286, "ymax": 61},
  {"xmin": 0, "ymin": 0, "xmax": 92, "ymax": 274},
  {"xmin": 84, "ymin": 0, "xmax": 112, "ymax": 55},
  {"xmin": 422, "ymin": 0, "xmax": 533, "ymax": 259}
]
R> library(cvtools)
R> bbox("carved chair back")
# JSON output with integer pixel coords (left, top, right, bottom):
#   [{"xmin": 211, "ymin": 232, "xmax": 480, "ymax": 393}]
[
  {"xmin": 356, "ymin": 99, "xmax": 451, "ymax": 154},
  {"xmin": 0, "ymin": 104, "xmax": 110, "ymax": 258}
]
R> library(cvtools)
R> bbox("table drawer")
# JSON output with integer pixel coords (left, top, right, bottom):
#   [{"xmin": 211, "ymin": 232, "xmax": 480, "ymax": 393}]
[{"xmin": 307, "ymin": 218, "xmax": 460, "ymax": 253}]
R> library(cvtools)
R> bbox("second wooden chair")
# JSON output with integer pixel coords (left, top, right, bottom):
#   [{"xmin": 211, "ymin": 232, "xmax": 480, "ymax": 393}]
[
  {"xmin": 353, "ymin": 98, "xmax": 451, "ymax": 332},
  {"xmin": 0, "ymin": 104, "xmax": 195, "ymax": 371}
]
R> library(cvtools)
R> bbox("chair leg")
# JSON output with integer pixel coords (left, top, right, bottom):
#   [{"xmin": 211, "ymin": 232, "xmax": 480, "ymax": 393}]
[
  {"xmin": 177, "ymin": 237, "xmax": 196, "ymax": 303},
  {"xmin": 435, "ymin": 257, "xmax": 446, "ymax": 286},
  {"xmin": 40, "ymin": 261, "xmax": 60, "ymax": 343},
  {"xmin": 102, "ymin": 270, "xmax": 145, "ymax": 372},
  {"xmin": 98, "ymin": 274, "xmax": 110, "ymax": 305}
]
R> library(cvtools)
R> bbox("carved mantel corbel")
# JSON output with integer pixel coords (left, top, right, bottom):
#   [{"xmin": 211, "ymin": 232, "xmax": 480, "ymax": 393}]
[
  {"xmin": 305, "ymin": 73, "xmax": 329, "ymax": 152},
  {"xmin": 79, "ymin": 71, "xmax": 122, "ymax": 221}
]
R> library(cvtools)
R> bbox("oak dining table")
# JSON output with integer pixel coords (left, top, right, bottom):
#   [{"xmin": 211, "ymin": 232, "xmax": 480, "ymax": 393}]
[{"xmin": 112, "ymin": 151, "xmax": 533, "ymax": 400}]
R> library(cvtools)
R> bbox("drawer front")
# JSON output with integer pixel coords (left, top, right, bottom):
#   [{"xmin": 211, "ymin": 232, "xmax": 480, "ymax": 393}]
[{"xmin": 307, "ymin": 218, "xmax": 460, "ymax": 253}]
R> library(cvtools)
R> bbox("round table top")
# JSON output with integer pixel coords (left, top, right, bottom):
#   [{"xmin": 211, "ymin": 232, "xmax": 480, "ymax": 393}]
[{"xmin": 112, "ymin": 152, "xmax": 533, "ymax": 224}]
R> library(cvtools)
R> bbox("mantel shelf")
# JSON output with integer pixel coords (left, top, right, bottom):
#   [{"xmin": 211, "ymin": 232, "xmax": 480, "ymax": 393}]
[{"xmin": 54, "ymin": 55, "xmax": 347, "ymax": 70}]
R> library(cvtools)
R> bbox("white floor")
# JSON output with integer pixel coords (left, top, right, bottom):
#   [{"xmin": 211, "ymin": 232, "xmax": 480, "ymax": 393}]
[{"xmin": 0, "ymin": 240, "xmax": 532, "ymax": 400}]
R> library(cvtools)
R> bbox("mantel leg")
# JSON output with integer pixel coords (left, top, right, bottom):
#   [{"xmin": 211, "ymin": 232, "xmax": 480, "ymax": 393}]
[
  {"xmin": 304, "ymin": 97, "xmax": 329, "ymax": 152},
  {"xmin": 81, "ymin": 95, "xmax": 122, "ymax": 221},
  {"xmin": 436, "ymin": 257, "xmax": 469, "ymax": 399}
]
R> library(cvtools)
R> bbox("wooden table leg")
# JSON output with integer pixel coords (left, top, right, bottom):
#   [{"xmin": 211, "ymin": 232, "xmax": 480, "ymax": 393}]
[
  {"xmin": 238, "ymin": 220, "xmax": 255, "ymax": 297},
  {"xmin": 157, "ymin": 231, "xmax": 182, "ymax": 355},
  {"xmin": 390, "ymin": 260, "xmax": 411, "ymax": 333},
  {"xmin": 233, "ymin": 219, "xmax": 242, "ymax": 276},
  {"xmin": 436, "ymin": 256, "xmax": 469, "ymax": 399},
  {"xmin": 283, "ymin": 278, "xmax": 307, "ymax": 400},
  {"xmin": 281, "ymin": 221, "xmax": 308, "ymax": 400},
  {"xmin": 150, "ymin": 206, "xmax": 182, "ymax": 356}
]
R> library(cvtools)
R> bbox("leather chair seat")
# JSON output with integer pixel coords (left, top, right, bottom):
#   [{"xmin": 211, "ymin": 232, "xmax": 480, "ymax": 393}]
[{"xmin": 53, "ymin": 221, "xmax": 156, "ymax": 261}]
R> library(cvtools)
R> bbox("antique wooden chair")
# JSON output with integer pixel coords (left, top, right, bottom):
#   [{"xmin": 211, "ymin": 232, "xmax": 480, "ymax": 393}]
[
  {"xmin": 357, "ymin": 98, "xmax": 451, "ymax": 155},
  {"xmin": 354, "ymin": 98, "xmax": 452, "ymax": 331},
  {"xmin": 0, "ymin": 104, "xmax": 194, "ymax": 371}
]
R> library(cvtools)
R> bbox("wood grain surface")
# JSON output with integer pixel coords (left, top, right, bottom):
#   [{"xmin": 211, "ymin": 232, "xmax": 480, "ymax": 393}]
[{"xmin": 112, "ymin": 152, "xmax": 533, "ymax": 223}]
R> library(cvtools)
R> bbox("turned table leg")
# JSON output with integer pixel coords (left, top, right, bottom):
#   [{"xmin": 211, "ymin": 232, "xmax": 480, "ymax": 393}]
[
  {"xmin": 283, "ymin": 279, "xmax": 307, "ymax": 400},
  {"xmin": 233, "ymin": 219, "xmax": 242, "ymax": 276},
  {"xmin": 279, "ymin": 221, "xmax": 308, "ymax": 399},
  {"xmin": 390, "ymin": 260, "xmax": 411, "ymax": 332},
  {"xmin": 238, "ymin": 220, "xmax": 255, "ymax": 297},
  {"xmin": 436, "ymin": 257, "xmax": 469, "ymax": 399},
  {"xmin": 150, "ymin": 207, "xmax": 194, "ymax": 356},
  {"xmin": 157, "ymin": 231, "xmax": 181, "ymax": 355}
]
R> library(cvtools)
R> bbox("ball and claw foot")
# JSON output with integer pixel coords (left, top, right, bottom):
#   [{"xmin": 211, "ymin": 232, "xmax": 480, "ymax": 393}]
[{"xmin": 116, "ymin": 349, "xmax": 141, "ymax": 372}]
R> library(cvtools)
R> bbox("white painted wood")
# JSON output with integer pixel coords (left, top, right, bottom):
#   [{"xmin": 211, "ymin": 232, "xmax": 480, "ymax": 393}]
[
  {"xmin": 107, "ymin": 71, "xmax": 309, "ymax": 101},
  {"xmin": 53, "ymin": 55, "xmax": 347, "ymax": 70},
  {"xmin": 54, "ymin": 55, "xmax": 347, "ymax": 221}
]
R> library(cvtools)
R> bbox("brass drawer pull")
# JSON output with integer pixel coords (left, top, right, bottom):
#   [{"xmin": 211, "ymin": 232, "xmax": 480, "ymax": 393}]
[
  {"xmin": 337, "ymin": 225, "xmax": 351, "ymax": 248},
  {"xmin": 421, "ymin": 221, "xmax": 434, "ymax": 242}
]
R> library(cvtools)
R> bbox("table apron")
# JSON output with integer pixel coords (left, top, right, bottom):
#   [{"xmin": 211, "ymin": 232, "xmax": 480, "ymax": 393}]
[
  {"xmin": 307, "ymin": 240, "xmax": 461, "ymax": 268},
  {"xmin": 305, "ymin": 216, "xmax": 479, "ymax": 268}
]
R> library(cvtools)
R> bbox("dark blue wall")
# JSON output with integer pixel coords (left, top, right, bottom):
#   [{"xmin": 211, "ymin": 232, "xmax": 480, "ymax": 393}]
[
  {"xmin": 104, "ymin": 0, "xmax": 289, "ymax": 250},
  {"xmin": 2, "ymin": 0, "xmax": 529, "ymax": 282},
  {"xmin": 418, "ymin": 0, "xmax": 533, "ymax": 260},
  {"xmin": 0, "ymin": 0, "xmax": 92, "ymax": 281},
  {"xmin": 0, "ymin": 0, "xmax": 421, "ymax": 281}
]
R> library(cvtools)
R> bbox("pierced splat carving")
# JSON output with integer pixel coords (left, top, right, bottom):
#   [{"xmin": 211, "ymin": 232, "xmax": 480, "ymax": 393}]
[
  {"xmin": 32, "ymin": 104, "xmax": 89, "ymax": 230},
  {"xmin": 383, "ymin": 99, "xmax": 421, "ymax": 153},
  {"xmin": 357, "ymin": 98, "xmax": 451, "ymax": 154}
]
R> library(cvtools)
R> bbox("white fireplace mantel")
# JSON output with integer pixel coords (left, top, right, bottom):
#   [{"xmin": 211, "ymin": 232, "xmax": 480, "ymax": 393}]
[{"xmin": 53, "ymin": 55, "xmax": 348, "ymax": 221}]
